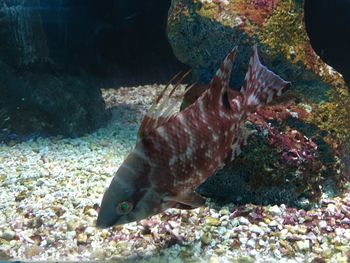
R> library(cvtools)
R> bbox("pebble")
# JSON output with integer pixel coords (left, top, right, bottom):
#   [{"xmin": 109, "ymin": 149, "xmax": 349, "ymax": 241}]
[
  {"xmin": 84, "ymin": 227, "xmax": 95, "ymax": 236},
  {"xmin": 296, "ymin": 240, "xmax": 310, "ymax": 251},
  {"xmin": 24, "ymin": 245, "xmax": 42, "ymax": 258},
  {"xmin": 319, "ymin": 220, "xmax": 327, "ymax": 228},
  {"xmin": 239, "ymin": 217, "xmax": 250, "ymax": 225},
  {"xmin": 219, "ymin": 208, "xmax": 230, "ymax": 216},
  {"xmin": 343, "ymin": 229, "xmax": 350, "ymax": 240},
  {"xmin": 327, "ymin": 204, "xmax": 337, "ymax": 215},
  {"xmin": 297, "ymin": 225, "xmax": 308, "ymax": 235},
  {"xmin": 268, "ymin": 220, "xmax": 279, "ymax": 227},
  {"xmin": 279, "ymin": 228, "xmax": 289, "ymax": 240},
  {"xmin": 1, "ymin": 86, "xmax": 350, "ymax": 262},
  {"xmin": 268, "ymin": 205, "xmax": 282, "ymax": 216},
  {"xmin": 77, "ymin": 233, "xmax": 88, "ymax": 245},
  {"xmin": 1, "ymin": 229, "xmax": 16, "ymax": 241},
  {"xmin": 246, "ymin": 239, "xmax": 256, "ymax": 248},
  {"xmin": 65, "ymin": 231, "xmax": 76, "ymax": 240},
  {"xmin": 250, "ymin": 225, "xmax": 263, "ymax": 235},
  {"xmin": 205, "ymin": 217, "xmax": 220, "ymax": 226},
  {"xmin": 201, "ymin": 232, "xmax": 212, "ymax": 245}
]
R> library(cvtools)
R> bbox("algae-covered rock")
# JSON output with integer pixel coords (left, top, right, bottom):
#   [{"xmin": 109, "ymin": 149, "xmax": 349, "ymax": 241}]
[
  {"xmin": 167, "ymin": 0, "xmax": 350, "ymax": 207},
  {"xmin": 0, "ymin": 1, "xmax": 109, "ymax": 138},
  {"xmin": 167, "ymin": 0, "xmax": 332, "ymax": 102}
]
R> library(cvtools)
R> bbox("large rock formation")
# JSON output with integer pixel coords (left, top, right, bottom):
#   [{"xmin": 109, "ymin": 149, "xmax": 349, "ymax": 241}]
[
  {"xmin": 0, "ymin": 0, "xmax": 187, "ymax": 139},
  {"xmin": 167, "ymin": 0, "xmax": 350, "ymax": 208},
  {"xmin": 0, "ymin": 1, "xmax": 109, "ymax": 138}
]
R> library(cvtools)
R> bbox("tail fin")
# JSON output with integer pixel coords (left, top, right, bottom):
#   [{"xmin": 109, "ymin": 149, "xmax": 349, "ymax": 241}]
[{"xmin": 241, "ymin": 45, "xmax": 291, "ymax": 113}]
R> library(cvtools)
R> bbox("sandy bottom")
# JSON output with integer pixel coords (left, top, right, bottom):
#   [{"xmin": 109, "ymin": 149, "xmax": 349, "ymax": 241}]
[{"xmin": 0, "ymin": 85, "xmax": 350, "ymax": 262}]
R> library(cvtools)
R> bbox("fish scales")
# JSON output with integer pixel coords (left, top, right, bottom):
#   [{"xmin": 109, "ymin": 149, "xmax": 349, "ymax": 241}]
[
  {"xmin": 96, "ymin": 45, "xmax": 291, "ymax": 228},
  {"xmin": 142, "ymin": 49, "xmax": 240, "ymax": 192}
]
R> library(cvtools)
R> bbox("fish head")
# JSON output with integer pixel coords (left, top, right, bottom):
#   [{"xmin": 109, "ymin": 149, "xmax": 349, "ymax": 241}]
[{"xmin": 96, "ymin": 144, "xmax": 166, "ymax": 228}]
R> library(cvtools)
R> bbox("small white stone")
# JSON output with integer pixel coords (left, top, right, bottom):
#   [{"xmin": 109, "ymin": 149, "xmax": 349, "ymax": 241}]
[
  {"xmin": 250, "ymin": 225, "xmax": 263, "ymax": 235},
  {"xmin": 279, "ymin": 229, "xmax": 289, "ymax": 240},
  {"xmin": 239, "ymin": 237, "xmax": 248, "ymax": 245},
  {"xmin": 84, "ymin": 226, "xmax": 95, "ymax": 236},
  {"xmin": 268, "ymin": 220, "xmax": 279, "ymax": 227},
  {"xmin": 65, "ymin": 231, "xmax": 76, "ymax": 240},
  {"xmin": 268, "ymin": 205, "xmax": 282, "ymax": 216},
  {"xmin": 1, "ymin": 229, "xmax": 15, "ymax": 241},
  {"xmin": 239, "ymin": 217, "xmax": 250, "ymax": 225},
  {"xmin": 327, "ymin": 204, "xmax": 337, "ymax": 215},
  {"xmin": 343, "ymin": 229, "xmax": 350, "ymax": 240},
  {"xmin": 258, "ymin": 239, "xmax": 266, "ymax": 247},
  {"xmin": 246, "ymin": 239, "xmax": 256, "ymax": 248},
  {"xmin": 319, "ymin": 220, "xmax": 327, "ymax": 228},
  {"xmin": 296, "ymin": 240, "xmax": 310, "ymax": 251}
]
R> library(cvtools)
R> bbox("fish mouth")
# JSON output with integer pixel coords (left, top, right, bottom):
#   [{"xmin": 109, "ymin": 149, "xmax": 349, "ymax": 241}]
[
  {"xmin": 95, "ymin": 216, "xmax": 115, "ymax": 229},
  {"xmin": 96, "ymin": 212, "xmax": 129, "ymax": 228},
  {"xmin": 95, "ymin": 209, "xmax": 119, "ymax": 229}
]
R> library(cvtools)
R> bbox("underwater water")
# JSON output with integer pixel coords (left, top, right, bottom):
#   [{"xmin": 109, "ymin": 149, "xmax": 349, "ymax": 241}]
[{"xmin": 1, "ymin": 0, "xmax": 350, "ymax": 262}]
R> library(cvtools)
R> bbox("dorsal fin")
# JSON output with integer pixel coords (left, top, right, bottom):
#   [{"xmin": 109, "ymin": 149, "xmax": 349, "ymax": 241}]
[
  {"xmin": 137, "ymin": 71, "xmax": 192, "ymax": 139},
  {"xmin": 180, "ymin": 83, "xmax": 207, "ymax": 110},
  {"xmin": 205, "ymin": 46, "xmax": 237, "ymax": 105}
]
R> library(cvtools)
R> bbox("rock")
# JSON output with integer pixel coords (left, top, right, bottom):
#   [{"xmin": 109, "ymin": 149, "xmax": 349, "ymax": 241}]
[
  {"xmin": 84, "ymin": 227, "xmax": 95, "ymax": 236},
  {"xmin": 296, "ymin": 225, "xmax": 308, "ymax": 235},
  {"xmin": 65, "ymin": 231, "xmax": 76, "ymax": 240},
  {"xmin": 319, "ymin": 220, "xmax": 327, "ymax": 228},
  {"xmin": 170, "ymin": 0, "xmax": 347, "ymax": 209},
  {"xmin": 238, "ymin": 217, "xmax": 250, "ymax": 226},
  {"xmin": 326, "ymin": 204, "xmax": 337, "ymax": 215},
  {"xmin": 86, "ymin": 208, "xmax": 98, "ymax": 217},
  {"xmin": 246, "ymin": 239, "xmax": 256, "ymax": 249},
  {"xmin": 268, "ymin": 220, "xmax": 279, "ymax": 227},
  {"xmin": 296, "ymin": 240, "xmax": 310, "ymax": 251},
  {"xmin": 24, "ymin": 245, "xmax": 42, "ymax": 258},
  {"xmin": 343, "ymin": 229, "xmax": 350, "ymax": 240},
  {"xmin": 201, "ymin": 232, "xmax": 212, "ymax": 245},
  {"xmin": 91, "ymin": 248, "xmax": 106, "ymax": 261},
  {"xmin": 77, "ymin": 233, "xmax": 88, "ymax": 245},
  {"xmin": 168, "ymin": 0, "xmax": 330, "ymax": 94},
  {"xmin": 235, "ymin": 256, "xmax": 255, "ymax": 263},
  {"xmin": 205, "ymin": 217, "xmax": 220, "ymax": 226},
  {"xmin": 1, "ymin": 229, "xmax": 15, "ymax": 241},
  {"xmin": 2, "ymin": 17, "xmax": 109, "ymax": 138},
  {"xmin": 279, "ymin": 229, "xmax": 289, "ymax": 240},
  {"xmin": 268, "ymin": 205, "xmax": 282, "ymax": 216},
  {"xmin": 250, "ymin": 225, "xmax": 263, "ymax": 235},
  {"xmin": 219, "ymin": 208, "xmax": 230, "ymax": 216}
]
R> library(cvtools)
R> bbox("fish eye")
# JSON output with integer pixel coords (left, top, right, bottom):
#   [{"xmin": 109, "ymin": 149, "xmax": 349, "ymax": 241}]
[{"xmin": 116, "ymin": 201, "xmax": 133, "ymax": 214}]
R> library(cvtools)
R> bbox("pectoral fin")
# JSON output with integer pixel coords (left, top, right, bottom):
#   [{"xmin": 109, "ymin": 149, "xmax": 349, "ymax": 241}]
[{"xmin": 165, "ymin": 191, "xmax": 206, "ymax": 208}]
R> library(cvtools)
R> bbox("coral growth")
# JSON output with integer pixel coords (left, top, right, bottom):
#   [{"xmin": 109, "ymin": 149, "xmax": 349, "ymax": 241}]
[
  {"xmin": 214, "ymin": 98, "xmax": 343, "ymax": 206},
  {"xmin": 249, "ymin": 104, "xmax": 317, "ymax": 167},
  {"xmin": 309, "ymin": 83, "xmax": 350, "ymax": 185}
]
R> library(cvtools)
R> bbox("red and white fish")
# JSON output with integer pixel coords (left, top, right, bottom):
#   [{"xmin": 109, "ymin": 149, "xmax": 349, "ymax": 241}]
[{"xmin": 96, "ymin": 45, "xmax": 291, "ymax": 228}]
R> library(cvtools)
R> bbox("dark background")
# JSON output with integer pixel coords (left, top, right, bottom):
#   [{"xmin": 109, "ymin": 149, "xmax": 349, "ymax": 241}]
[
  {"xmin": 38, "ymin": 0, "xmax": 187, "ymax": 86},
  {"xmin": 304, "ymin": 0, "xmax": 350, "ymax": 85}
]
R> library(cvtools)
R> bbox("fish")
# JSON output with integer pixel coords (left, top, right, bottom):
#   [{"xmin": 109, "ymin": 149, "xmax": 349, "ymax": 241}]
[{"xmin": 96, "ymin": 45, "xmax": 291, "ymax": 228}]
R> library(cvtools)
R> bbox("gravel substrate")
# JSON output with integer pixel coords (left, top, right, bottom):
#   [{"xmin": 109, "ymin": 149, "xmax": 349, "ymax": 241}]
[{"xmin": 1, "ymin": 85, "xmax": 350, "ymax": 262}]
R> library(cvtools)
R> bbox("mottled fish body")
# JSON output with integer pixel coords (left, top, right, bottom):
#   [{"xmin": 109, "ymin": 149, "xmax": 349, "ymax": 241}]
[{"xmin": 96, "ymin": 45, "xmax": 290, "ymax": 228}]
